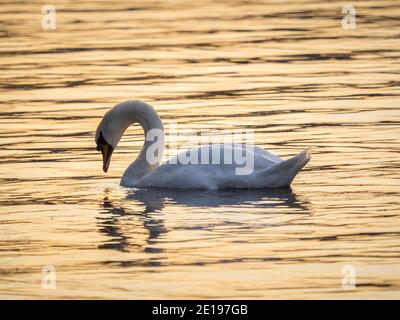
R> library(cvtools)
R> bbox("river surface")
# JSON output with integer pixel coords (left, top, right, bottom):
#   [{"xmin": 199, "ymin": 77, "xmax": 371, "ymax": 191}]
[{"xmin": 0, "ymin": 0, "xmax": 399, "ymax": 299}]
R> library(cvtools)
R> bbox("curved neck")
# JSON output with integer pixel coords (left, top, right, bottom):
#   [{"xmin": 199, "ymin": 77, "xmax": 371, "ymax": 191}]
[
  {"xmin": 115, "ymin": 101, "xmax": 164, "ymax": 186},
  {"xmin": 136, "ymin": 109, "xmax": 164, "ymax": 164}
]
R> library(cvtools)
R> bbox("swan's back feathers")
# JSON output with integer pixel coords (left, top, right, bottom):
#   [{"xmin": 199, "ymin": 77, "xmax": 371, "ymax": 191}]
[{"xmin": 133, "ymin": 145, "xmax": 311, "ymax": 189}]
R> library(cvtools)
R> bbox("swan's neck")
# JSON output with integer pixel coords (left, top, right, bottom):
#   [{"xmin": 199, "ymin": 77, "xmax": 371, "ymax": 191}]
[{"xmin": 118, "ymin": 102, "xmax": 164, "ymax": 186}]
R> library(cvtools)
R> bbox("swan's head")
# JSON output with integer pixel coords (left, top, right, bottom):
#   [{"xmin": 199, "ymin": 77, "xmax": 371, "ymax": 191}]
[
  {"xmin": 95, "ymin": 100, "xmax": 163, "ymax": 173},
  {"xmin": 95, "ymin": 102, "xmax": 136, "ymax": 172},
  {"xmin": 95, "ymin": 130, "xmax": 113, "ymax": 173},
  {"xmin": 95, "ymin": 123, "xmax": 115, "ymax": 173}
]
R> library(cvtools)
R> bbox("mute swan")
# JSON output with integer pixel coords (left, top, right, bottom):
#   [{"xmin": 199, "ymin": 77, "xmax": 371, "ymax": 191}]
[{"xmin": 95, "ymin": 100, "xmax": 311, "ymax": 189}]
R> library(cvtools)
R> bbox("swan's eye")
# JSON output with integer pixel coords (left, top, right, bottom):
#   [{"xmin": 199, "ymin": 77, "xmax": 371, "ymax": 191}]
[{"xmin": 96, "ymin": 131, "xmax": 109, "ymax": 151}]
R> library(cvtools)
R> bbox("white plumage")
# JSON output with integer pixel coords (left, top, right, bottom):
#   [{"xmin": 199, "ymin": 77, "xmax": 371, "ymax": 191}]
[{"xmin": 95, "ymin": 101, "xmax": 310, "ymax": 189}]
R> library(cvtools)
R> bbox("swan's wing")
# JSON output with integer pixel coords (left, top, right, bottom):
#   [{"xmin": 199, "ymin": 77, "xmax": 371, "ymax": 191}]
[
  {"xmin": 165, "ymin": 144, "xmax": 281, "ymax": 168},
  {"xmin": 252, "ymin": 145, "xmax": 283, "ymax": 164},
  {"xmin": 136, "ymin": 144, "xmax": 282, "ymax": 189}
]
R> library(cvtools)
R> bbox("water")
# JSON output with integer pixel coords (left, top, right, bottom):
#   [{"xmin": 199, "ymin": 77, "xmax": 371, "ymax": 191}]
[{"xmin": 0, "ymin": 0, "xmax": 399, "ymax": 299}]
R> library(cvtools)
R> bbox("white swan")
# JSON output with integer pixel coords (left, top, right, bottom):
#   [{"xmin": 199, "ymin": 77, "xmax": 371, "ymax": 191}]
[{"xmin": 95, "ymin": 100, "xmax": 311, "ymax": 189}]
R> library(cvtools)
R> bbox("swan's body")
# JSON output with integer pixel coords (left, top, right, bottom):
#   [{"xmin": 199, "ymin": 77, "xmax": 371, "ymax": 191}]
[{"xmin": 95, "ymin": 101, "xmax": 311, "ymax": 189}]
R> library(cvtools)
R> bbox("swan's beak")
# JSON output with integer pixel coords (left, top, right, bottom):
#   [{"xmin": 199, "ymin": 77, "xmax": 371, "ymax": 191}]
[{"xmin": 98, "ymin": 143, "xmax": 113, "ymax": 173}]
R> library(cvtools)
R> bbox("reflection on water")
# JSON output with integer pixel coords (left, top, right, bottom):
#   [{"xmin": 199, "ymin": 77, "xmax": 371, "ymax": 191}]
[
  {"xmin": 99, "ymin": 188, "xmax": 309, "ymax": 255},
  {"xmin": 126, "ymin": 188, "xmax": 309, "ymax": 210},
  {"xmin": 99, "ymin": 191, "xmax": 167, "ymax": 254},
  {"xmin": 0, "ymin": 0, "xmax": 400, "ymax": 299}
]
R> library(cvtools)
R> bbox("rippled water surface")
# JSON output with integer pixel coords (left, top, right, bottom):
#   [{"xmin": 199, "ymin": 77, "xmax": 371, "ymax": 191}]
[{"xmin": 1, "ymin": 0, "xmax": 399, "ymax": 299}]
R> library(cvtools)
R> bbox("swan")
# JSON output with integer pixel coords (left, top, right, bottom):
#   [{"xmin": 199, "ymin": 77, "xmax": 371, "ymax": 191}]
[{"xmin": 95, "ymin": 100, "xmax": 311, "ymax": 189}]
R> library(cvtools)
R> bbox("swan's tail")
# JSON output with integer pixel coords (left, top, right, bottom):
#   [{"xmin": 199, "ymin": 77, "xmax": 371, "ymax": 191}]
[{"xmin": 261, "ymin": 148, "xmax": 311, "ymax": 187}]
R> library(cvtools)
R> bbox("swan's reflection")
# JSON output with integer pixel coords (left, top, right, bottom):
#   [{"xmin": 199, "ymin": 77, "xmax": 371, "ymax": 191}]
[
  {"xmin": 126, "ymin": 188, "xmax": 309, "ymax": 211},
  {"xmin": 97, "ymin": 187, "xmax": 310, "ymax": 257},
  {"xmin": 98, "ymin": 197, "xmax": 130, "ymax": 251},
  {"xmin": 97, "ymin": 194, "xmax": 166, "ymax": 253}
]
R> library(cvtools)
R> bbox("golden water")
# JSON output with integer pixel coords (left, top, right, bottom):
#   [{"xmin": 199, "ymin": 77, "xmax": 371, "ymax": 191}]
[{"xmin": 0, "ymin": 0, "xmax": 399, "ymax": 299}]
